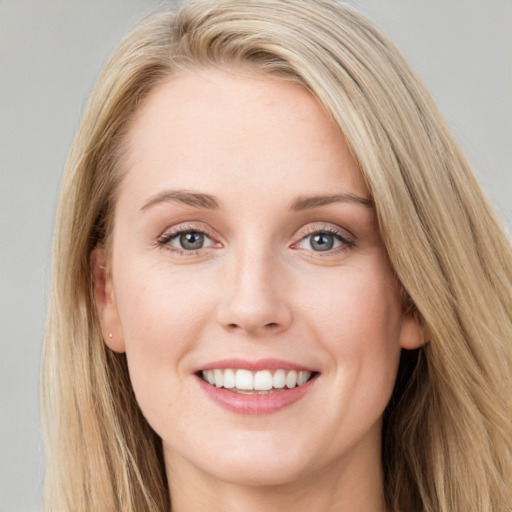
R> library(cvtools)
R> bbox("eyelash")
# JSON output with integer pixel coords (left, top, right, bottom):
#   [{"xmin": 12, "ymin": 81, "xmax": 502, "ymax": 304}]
[
  {"xmin": 156, "ymin": 223, "xmax": 355, "ymax": 256},
  {"xmin": 157, "ymin": 224, "xmax": 219, "ymax": 255},
  {"xmin": 293, "ymin": 225, "xmax": 355, "ymax": 255}
]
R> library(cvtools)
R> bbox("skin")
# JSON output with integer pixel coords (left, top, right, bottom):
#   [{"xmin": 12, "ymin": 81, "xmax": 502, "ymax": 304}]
[{"xmin": 93, "ymin": 68, "xmax": 423, "ymax": 512}]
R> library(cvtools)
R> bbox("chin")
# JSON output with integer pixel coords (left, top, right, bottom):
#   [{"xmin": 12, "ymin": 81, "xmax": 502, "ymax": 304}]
[
  {"xmin": 204, "ymin": 456, "xmax": 309, "ymax": 487},
  {"xmin": 165, "ymin": 433, "xmax": 315, "ymax": 488}
]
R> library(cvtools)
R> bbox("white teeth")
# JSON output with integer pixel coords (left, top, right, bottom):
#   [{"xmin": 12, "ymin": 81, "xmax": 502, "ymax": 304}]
[
  {"xmin": 285, "ymin": 370, "xmax": 298, "ymax": 388},
  {"xmin": 235, "ymin": 369, "xmax": 254, "ymax": 390},
  {"xmin": 297, "ymin": 371, "xmax": 310, "ymax": 386},
  {"xmin": 223, "ymin": 368, "xmax": 235, "ymax": 389},
  {"xmin": 273, "ymin": 369, "xmax": 286, "ymax": 388},
  {"xmin": 254, "ymin": 370, "xmax": 273, "ymax": 391},
  {"xmin": 214, "ymin": 369, "xmax": 223, "ymax": 387},
  {"xmin": 201, "ymin": 368, "xmax": 313, "ymax": 391}
]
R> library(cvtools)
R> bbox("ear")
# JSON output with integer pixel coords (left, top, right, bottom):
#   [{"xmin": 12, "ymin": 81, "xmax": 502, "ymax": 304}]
[
  {"xmin": 399, "ymin": 311, "xmax": 426, "ymax": 350},
  {"xmin": 90, "ymin": 247, "xmax": 125, "ymax": 353}
]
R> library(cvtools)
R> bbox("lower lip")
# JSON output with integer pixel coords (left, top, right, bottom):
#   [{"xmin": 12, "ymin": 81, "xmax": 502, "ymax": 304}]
[{"xmin": 196, "ymin": 374, "xmax": 318, "ymax": 415}]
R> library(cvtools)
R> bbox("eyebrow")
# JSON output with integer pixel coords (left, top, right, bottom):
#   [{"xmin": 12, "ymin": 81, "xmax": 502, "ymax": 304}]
[
  {"xmin": 141, "ymin": 190, "xmax": 220, "ymax": 211},
  {"xmin": 290, "ymin": 193, "xmax": 373, "ymax": 210},
  {"xmin": 140, "ymin": 189, "xmax": 373, "ymax": 213}
]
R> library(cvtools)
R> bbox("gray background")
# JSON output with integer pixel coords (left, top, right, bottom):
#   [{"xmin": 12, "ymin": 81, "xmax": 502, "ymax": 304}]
[{"xmin": 1, "ymin": 1, "xmax": 510, "ymax": 510}]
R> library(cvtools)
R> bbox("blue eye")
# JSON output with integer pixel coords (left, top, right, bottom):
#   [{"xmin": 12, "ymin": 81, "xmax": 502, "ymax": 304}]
[
  {"xmin": 176, "ymin": 231, "xmax": 205, "ymax": 250},
  {"xmin": 309, "ymin": 233, "xmax": 335, "ymax": 251},
  {"xmin": 158, "ymin": 227, "xmax": 218, "ymax": 253},
  {"xmin": 295, "ymin": 228, "xmax": 354, "ymax": 253}
]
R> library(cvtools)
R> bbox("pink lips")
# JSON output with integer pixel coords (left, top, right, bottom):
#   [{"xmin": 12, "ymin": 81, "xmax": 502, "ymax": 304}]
[
  {"xmin": 194, "ymin": 358, "xmax": 318, "ymax": 416},
  {"xmin": 196, "ymin": 358, "xmax": 315, "ymax": 373}
]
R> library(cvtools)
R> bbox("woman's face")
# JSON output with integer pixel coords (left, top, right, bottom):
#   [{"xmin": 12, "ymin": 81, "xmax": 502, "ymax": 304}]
[{"xmin": 94, "ymin": 69, "xmax": 422, "ymax": 489}]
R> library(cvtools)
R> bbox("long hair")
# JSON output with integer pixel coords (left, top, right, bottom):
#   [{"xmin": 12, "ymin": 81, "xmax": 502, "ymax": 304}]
[{"xmin": 42, "ymin": 1, "xmax": 512, "ymax": 510}]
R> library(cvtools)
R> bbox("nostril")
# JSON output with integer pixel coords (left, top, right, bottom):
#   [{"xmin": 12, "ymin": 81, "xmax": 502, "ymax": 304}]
[{"xmin": 225, "ymin": 321, "xmax": 279, "ymax": 333}]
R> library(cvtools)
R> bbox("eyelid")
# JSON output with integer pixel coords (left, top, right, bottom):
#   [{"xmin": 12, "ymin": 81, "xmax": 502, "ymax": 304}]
[
  {"xmin": 298, "ymin": 223, "xmax": 354, "ymax": 239},
  {"xmin": 291, "ymin": 223, "xmax": 356, "ymax": 252},
  {"xmin": 157, "ymin": 222, "xmax": 221, "ymax": 253},
  {"xmin": 155, "ymin": 221, "xmax": 354, "ymax": 256}
]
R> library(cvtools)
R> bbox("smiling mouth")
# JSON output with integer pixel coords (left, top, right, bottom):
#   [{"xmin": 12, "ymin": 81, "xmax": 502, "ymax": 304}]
[{"xmin": 198, "ymin": 368, "xmax": 317, "ymax": 394}]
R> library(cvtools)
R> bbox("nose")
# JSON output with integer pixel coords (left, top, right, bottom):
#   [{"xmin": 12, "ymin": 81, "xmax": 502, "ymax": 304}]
[{"xmin": 216, "ymin": 249, "xmax": 293, "ymax": 337}]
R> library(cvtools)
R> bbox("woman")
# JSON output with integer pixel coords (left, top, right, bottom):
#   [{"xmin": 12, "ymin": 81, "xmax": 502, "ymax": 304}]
[{"xmin": 41, "ymin": 0, "xmax": 512, "ymax": 510}]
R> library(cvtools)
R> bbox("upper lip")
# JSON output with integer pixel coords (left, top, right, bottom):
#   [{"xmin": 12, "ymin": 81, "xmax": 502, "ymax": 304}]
[{"xmin": 193, "ymin": 358, "xmax": 317, "ymax": 373}]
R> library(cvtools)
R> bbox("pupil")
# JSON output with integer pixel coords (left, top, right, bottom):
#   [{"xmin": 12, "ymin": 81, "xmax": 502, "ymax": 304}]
[
  {"xmin": 311, "ymin": 233, "xmax": 333, "ymax": 251},
  {"xmin": 180, "ymin": 232, "xmax": 204, "ymax": 250}
]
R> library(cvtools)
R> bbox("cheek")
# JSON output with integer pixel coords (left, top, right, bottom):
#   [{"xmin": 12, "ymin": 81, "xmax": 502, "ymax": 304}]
[
  {"xmin": 297, "ymin": 266, "xmax": 403, "ymax": 452},
  {"xmin": 112, "ymin": 265, "xmax": 217, "ymax": 433},
  {"xmin": 299, "ymin": 262, "xmax": 403, "ymax": 391},
  {"xmin": 302, "ymin": 262, "xmax": 402, "ymax": 342},
  {"xmin": 117, "ymin": 260, "xmax": 209, "ymax": 337},
  {"xmin": 113, "ymin": 262, "xmax": 215, "ymax": 388}
]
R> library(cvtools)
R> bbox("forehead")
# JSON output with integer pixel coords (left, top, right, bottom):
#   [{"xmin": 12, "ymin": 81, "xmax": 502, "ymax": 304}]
[{"xmin": 120, "ymin": 68, "xmax": 368, "ymax": 206}]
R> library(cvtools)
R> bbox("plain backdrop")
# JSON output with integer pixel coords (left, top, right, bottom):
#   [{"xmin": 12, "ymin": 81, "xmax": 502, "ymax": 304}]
[{"xmin": 0, "ymin": 1, "xmax": 510, "ymax": 510}]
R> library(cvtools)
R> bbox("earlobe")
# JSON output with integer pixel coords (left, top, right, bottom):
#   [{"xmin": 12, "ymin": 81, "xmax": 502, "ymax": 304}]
[
  {"xmin": 399, "ymin": 312, "xmax": 426, "ymax": 350},
  {"xmin": 90, "ymin": 248, "xmax": 126, "ymax": 353}
]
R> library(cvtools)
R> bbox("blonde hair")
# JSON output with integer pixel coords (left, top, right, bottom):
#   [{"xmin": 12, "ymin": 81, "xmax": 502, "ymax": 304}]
[{"xmin": 42, "ymin": 1, "xmax": 512, "ymax": 510}]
